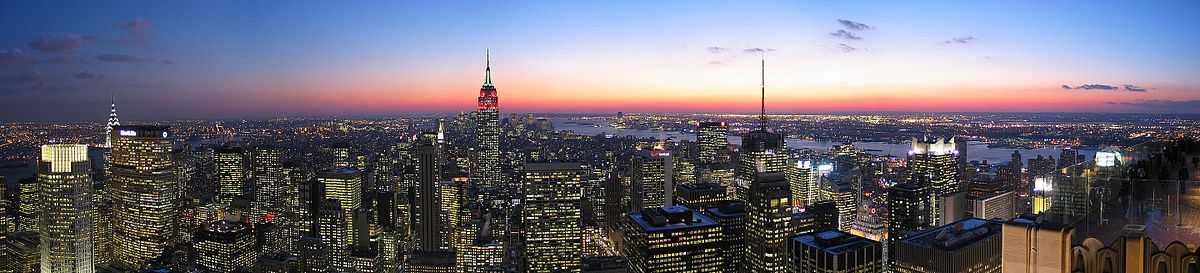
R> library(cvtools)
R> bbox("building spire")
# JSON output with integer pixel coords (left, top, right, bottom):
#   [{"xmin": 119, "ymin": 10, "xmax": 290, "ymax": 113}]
[
  {"xmin": 105, "ymin": 90, "xmax": 121, "ymax": 148},
  {"xmin": 483, "ymin": 48, "xmax": 493, "ymax": 87},
  {"xmin": 759, "ymin": 57, "xmax": 767, "ymax": 131}
]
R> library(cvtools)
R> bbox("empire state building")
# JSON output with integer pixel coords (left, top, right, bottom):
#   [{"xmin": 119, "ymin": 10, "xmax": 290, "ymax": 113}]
[{"xmin": 474, "ymin": 50, "xmax": 502, "ymax": 193}]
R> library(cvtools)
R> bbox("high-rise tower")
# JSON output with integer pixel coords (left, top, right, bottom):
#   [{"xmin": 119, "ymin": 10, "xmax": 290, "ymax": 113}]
[
  {"xmin": 522, "ymin": 163, "xmax": 585, "ymax": 272},
  {"xmin": 214, "ymin": 146, "xmax": 246, "ymax": 207},
  {"xmin": 109, "ymin": 125, "xmax": 177, "ymax": 269},
  {"xmin": 104, "ymin": 95, "xmax": 120, "ymax": 148},
  {"xmin": 908, "ymin": 137, "xmax": 961, "ymax": 226},
  {"xmin": 736, "ymin": 59, "xmax": 787, "ymax": 189},
  {"xmin": 741, "ymin": 59, "xmax": 796, "ymax": 273},
  {"xmin": 37, "ymin": 144, "xmax": 95, "ymax": 273},
  {"xmin": 697, "ymin": 121, "xmax": 730, "ymax": 166},
  {"xmin": 416, "ymin": 132, "xmax": 443, "ymax": 251},
  {"xmin": 474, "ymin": 49, "xmax": 502, "ymax": 193}
]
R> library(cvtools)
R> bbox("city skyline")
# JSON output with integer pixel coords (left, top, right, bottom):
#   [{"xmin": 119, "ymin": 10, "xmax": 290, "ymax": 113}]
[{"xmin": 2, "ymin": 1, "xmax": 1200, "ymax": 121}]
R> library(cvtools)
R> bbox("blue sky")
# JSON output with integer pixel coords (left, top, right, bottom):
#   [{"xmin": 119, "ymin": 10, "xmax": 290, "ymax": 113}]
[{"xmin": 1, "ymin": 1, "xmax": 1198, "ymax": 121}]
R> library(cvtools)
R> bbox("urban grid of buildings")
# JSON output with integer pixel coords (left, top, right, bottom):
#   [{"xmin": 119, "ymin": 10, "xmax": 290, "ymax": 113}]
[{"xmin": 1, "ymin": 54, "xmax": 1199, "ymax": 273}]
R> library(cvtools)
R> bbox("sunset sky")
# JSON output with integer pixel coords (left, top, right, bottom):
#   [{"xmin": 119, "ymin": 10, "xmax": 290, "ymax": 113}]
[{"xmin": 1, "ymin": 1, "xmax": 1198, "ymax": 121}]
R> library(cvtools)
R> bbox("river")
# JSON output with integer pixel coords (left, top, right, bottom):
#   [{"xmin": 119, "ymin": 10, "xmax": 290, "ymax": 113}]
[{"xmin": 551, "ymin": 118, "xmax": 1095, "ymax": 164}]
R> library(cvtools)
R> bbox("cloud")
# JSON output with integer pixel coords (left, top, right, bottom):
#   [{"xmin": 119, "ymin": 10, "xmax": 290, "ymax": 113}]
[
  {"xmin": 160, "ymin": 59, "xmax": 175, "ymax": 65},
  {"xmin": 837, "ymin": 19, "xmax": 872, "ymax": 31},
  {"xmin": 1, "ymin": 49, "xmax": 33, "ymax": 65},
  {"xmin": 1107, "ymin": 100, "xmax": 1200, "ymax": 112},
  {"xmin": 708, "ymin": 60, "xmax": 722, "ymax": 65},
  {"xmin": 1065, "ymin": 83, "xmax": 1151, "ymax": 92},
  {"xmin": 1123, "ymin": 84, "xmax": 1147, "ymax": 92},
  {"xmin": 830, "ymin": 29, "xmax": 863, "ymax": 41},
  {"xmin": 742, "ymin": 48, "xmax": 776, "ymax": 55},
  {"xmin": 121, "ymin": 18, "xmax": 151, "ymax": 34},
  {"xmin": 838, "ymin": 43, "xmax": 859, "ymax": 53},
  {"xmin": 120, "ymin": 18, "xmax": 151, "ymax": 44},
  {"xmin": 28, "ymin": 34, "xmax": 96, "ymax": 53},
  {"xmin": 96, "ymin": 54, "xmax": 145, "ymax": 63},
  {"xmin": 943, "ymin": 36, "xmax": 976, "ymax": 44},
  {"xmin": 74, "ymin": 71, "xmax": 99, "ymax": 80},
  {"xmin": 1075, "ymin": 84, "xmax": 1118, "ymax": 90},
  {"xmin": 705, "ymin": 46, "xmax": 728, "ymax": 54}
]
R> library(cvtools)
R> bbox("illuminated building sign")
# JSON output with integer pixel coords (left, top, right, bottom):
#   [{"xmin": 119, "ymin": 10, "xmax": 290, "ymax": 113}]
[
  {"xmin": 1095, "ymin": 151, "xmax": 1119, "ymax": 167},
  {"xmin": 118, "ymin": 130, "xmax": 137, "ymax": 136},
  {"xmin": 817, "ymin": 163, "xmax": 834, "ymax": 176},
  {"xmin": 1033, "ymin": 177, "xmax": 1053, "ymax": 192}
]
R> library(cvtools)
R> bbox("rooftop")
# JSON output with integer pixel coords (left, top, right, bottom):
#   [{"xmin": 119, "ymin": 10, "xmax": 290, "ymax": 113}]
[
  {"xmin": 629, "ymin": 205, "xmax": 717, "ymax": 232},
  {"xmin": 707, "ymin": 200, "xmax": 747, "ymax": 217},
  {"xmin": 793, "ymin": 230, "xmax": 878, "ymax": 256},
  {"xmin": 524, "ymin": 162, "xmax": 584, "ymax": 171},
  {"xmin": 901, "ymin": 217, "xmax": 1001, "ymax": 250}
]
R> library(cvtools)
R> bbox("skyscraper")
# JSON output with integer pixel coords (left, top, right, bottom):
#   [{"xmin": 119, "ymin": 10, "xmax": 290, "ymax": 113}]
[
  {"xmin": 474, "ymin": 50, "xmax": 502, "ymax": 193},
  {"xmin": 786, "ymin": 159, "xmax": 815, "ymax": 207},
  {"xmin": 697, "ymin": 121, "xmax": 730, "ymax": 166},
  {"xmin": 908, "ymin": 137, "xmax": 961, "ymax": 226},
  {"xmin": 523, "ymin": 162, "xmax": 585, "ymax": 273},
  {"xmin": 828, "ymin": 180, "xmax": 857, "ymax": 232},
  {"xmin": 215, "ymin": 146, "xmax": 246, "ymax": 206},
  {"xmin": 109, "ymin": 125, "xmax": 177, "ymax": 269},
  {"xmin": 788, "ymin": 230, "xmax": 883, "ymax": 273},
  {"xmin": 318, "ymin": 199, "xmax": 350, "ymax": 272},
  {"xmin": 194, "ymin": 219, "xmax": 256, "ymax": 273},
  {"xmin": 972, "ymin": 190, "xmax": 1015, "ymax": 221},
  {"xmin": 894, "ymin": 218, "xmax": 1002, "ymax": 273},
  {"xmin": 251, "ymin": 146, "xmax": 284, "ymax": 219},
  {"xmin": 676, "ymin": 182, "xmax": 727, "ymax": 211},
  {"xmin": 104, "ymin": 95, "xmax": 120, "ymax": 148},
  {"xmin": 705, "ymin": 201, "xmax": 746, "ymax": 273},
  {"xmin": 440, "ymin": 174, "xmax": 466, "ymax": 250},
  {"xmin": 1000, "ymin": 218, "xmax": 1073, "ymax": 273},
  {"xmin": 0, "ymin": 177, "xmax": 8, "ymax": 233},
  {"xmin": 318, "ymin": 168, "xmax": 362, "ymax": 247},
  {"xmin": 886, "ymin": 182, "xmax": 929, "ymax": 268},
  {"xmin": 416, "ymin": 132, "xmax": 443, "ymax": 251},
  {"xmin": 736, "ymin": 59, "xmax": 788, "ymax": 198},
  {"xmin": 17, "ymin": 178, "xmax": 37, "ymax": 232},
  {"xmin": 37, "ymin": 144, "xmax": 94, "ymax": 273},
  {"xmin": 631, "ymin": 148, "xmax": 673, "ymax": 211},
  {"xmin": 623, "ymin": 205, "xmax": 723, "ymax": 273},
  {"xmin": 744, "ymin": 172, "xmax": 794, "ymax": 273}
]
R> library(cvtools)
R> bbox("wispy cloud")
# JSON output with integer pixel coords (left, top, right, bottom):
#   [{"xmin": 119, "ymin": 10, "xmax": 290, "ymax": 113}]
[
  {"xmin": 707, "ymin": 60, "xmax": 722, "ymax": 65},
  {"xmin": 742, "ymin": 48, "xmax": 776, "ymax": 55},
  {"xmin": 28, "ymin": 34, "xmax": 96, "ymax": 53},
  {"xmin": 838, "ymin": 43, "xmax": 859, "ymax": 53},
  {"xmin": 705, "ymin": 46, "xmax": 728, "ymax": 54},
  {"xmin": 1064, "ymin": 83, "xmax": 1149, "ymax": 92},
  {"xmin": 96, "ymin": 54, "xmax": 145, "ymax": 63},
  {"xmin": 943, "ymin": 36, "xmax": 976, "ymax": 44},
  {"xmin": 837, "ymin": 19, "xmax": 872, "ymax": 31},
  {"xmin": 830, "ymin": 30, "xmax": 862, "ymax": 41},
  {"xmin": 120, "ymin": 18, "xmax": 152, "ymax": 45},
  {"xmin": 1123, "ymin": 84, "xmax": 1147, "ymax": 92},
  {"xmin": 1107, "ymin": 100, "xmax": 1200, "ymax": 112},
  {"xmin": 1074, "ymin": 84, "xmax": 1118, "ymax": 90}
]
